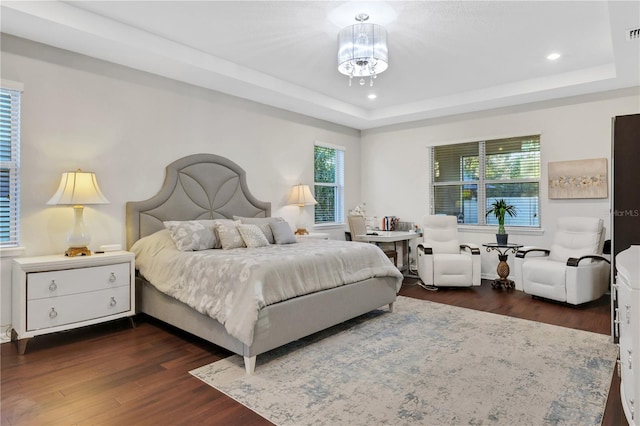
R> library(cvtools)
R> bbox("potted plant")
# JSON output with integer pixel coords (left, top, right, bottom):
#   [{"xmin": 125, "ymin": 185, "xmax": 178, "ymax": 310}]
[{"xmin": 486, "ymin": 198, "xmax": 517, "ymax": 245}]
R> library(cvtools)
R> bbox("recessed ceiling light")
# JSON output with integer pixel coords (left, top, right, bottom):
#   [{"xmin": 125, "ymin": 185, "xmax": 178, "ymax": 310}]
[
  {"xmin": 547, "ymin": 52, "xmax": 561, "ymax": 61},
  {"xmin": 368, "ymin": 94, "xmax": 377, "ymax": 100}
]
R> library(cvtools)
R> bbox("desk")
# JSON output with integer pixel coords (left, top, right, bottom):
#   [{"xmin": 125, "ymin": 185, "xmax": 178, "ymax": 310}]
[
  {"xmin": 482, "ymin": 243, "xmax": 522, "ymax": 289},
  {"xmin": 357, "ymin": 231, "xmax": 421, "ymax": 277}
]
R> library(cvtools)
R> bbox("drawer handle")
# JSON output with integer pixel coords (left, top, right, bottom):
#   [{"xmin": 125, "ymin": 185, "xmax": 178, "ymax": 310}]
[
  {"xmin": 626, "ymin": 304, "xmax": 631, "ymax": 325},
  {"xmin": 109, "ymin": 272, "xmax": 117, "ymax": 283},
  {"xmin": 110, "ymin": 296, "xmax": 117, "ymax": 307},
  {"xmin": 629, "ymin": 349, "xmax": 633, "ymax": 370},
  {"xmin": 49, "ymin": 280, "xmax": 57, "ymax": 292},
  {"xmin": 49, "ymin": 307, "xmax": 58, "ymax": 319}
]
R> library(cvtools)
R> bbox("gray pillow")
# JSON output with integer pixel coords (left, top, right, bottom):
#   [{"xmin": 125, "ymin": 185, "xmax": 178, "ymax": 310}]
[
  {"xmin": 163, "ymin": 220, "xmax": 216, "ymax": 251},
  {"xmin": 237, "ymin": 223, "xmax": 270, "ymax": 248},
  {"xmin": 270, "ymin": 221, "xmax": 297, "ymax": 245},
  {"xmin": 233, "ymin": 216, "xmax": 285, "ymax": 244},
  {"xmin": 211, "ymin": 219, "xmax": 239, "ymax": 248},
  {"xmin": 214, "ymin": 220, "xmax": 245, "ymax": 250}
]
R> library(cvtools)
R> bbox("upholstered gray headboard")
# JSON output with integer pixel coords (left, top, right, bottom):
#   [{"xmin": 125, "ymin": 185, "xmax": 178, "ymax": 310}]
[{"xmin": 126, "ymin": 153, "xmax": 271, "ymax": 249}]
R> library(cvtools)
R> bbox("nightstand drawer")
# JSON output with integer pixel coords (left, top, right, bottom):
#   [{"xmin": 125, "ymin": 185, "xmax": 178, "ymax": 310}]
[
  {"xmin": 27, "ymin": 263, "xmax": 130, "ymax": 300},
  {"xmin": 27, "ymin": 285, "xmax": 131, "ymax": 331}
]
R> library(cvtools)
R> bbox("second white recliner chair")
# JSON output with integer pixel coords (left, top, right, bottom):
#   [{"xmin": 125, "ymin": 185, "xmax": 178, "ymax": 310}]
[{"xmin": 513, "ymin": 216, "xmax": 610, "ymax": 305}]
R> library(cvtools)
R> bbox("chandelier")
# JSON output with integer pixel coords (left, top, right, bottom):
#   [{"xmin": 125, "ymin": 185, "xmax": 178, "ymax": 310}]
[{"xmin": 337, "ymin": 13, "xmax": 389, "ymax": 87}]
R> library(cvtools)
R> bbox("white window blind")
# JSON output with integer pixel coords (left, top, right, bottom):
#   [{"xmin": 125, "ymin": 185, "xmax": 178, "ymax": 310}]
[
  {"xmin": 0, "ymin": 87, "xmax": 21, "ymax": 247},
  {"xmin": 314, "ymin": 143, "xmax": 345, "ymax": 225},
  {"xmin": 430, "ymin": 135, "xmax": 540, "ymax": 227}
]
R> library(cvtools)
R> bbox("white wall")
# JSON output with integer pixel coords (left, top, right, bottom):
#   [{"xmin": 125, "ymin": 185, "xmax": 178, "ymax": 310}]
[
  {"xmin": 0, "ymin": 35, "xmax": 361, "ymax": 329},
  {"xmin": 361, "ymin": 89, "xmax": 640, "ymax": 277}
]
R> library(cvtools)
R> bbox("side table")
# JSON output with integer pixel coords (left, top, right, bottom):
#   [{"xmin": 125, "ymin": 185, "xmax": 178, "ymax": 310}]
[
  {"xmin": 12, "ymin": 251, "xmax": 135, "ymax": 354},
  {"xmin": 482, "ymin": 243, "xmax": 522, "ymax": 289}
]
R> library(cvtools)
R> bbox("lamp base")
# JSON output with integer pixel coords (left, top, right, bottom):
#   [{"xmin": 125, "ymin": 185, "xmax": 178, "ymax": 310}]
[
  {"xmin": 294, "ymin": 228, "xmax": 309, "ymax": 235},
  {"xmin": 65, "ymin": 246, "xmax": 91, "ymax": 257}
]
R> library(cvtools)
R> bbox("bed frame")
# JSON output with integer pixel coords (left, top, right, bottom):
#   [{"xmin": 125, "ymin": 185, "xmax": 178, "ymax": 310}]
[{"xmin": 126, "ymin": 153, "xmax": 398, "ymax": 374}]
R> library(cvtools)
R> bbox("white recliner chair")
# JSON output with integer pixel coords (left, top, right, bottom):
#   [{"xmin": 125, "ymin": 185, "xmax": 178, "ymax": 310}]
[
  {"xmin": 513, "ymin": 216, "xmax": 610, "ymax": 305},
  {"xmin": 416, "ymin": 215, "xmax": 481, "ymax": 287}
]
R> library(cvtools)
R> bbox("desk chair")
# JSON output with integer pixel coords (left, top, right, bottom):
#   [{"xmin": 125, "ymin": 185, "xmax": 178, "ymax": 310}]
[{"xmin": 347, "ymin": 215, "xmax": 398, "ymax": 266}]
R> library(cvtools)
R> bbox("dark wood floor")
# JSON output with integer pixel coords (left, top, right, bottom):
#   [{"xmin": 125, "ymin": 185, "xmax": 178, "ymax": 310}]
[{"xmin": 1, "ymin": 280, "xmax": 624, "ymax": 425}]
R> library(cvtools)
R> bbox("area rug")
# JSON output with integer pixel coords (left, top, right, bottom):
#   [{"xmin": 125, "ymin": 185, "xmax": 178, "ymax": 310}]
[{"xmin": 190, "ymin": 296, "xmax": 617, "ymax": 425}]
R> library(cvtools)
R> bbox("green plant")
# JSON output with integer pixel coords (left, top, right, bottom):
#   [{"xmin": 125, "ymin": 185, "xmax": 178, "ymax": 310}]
[{"xmin": 486, "ymin": 198, "xmax": 517, "ymax": 234}]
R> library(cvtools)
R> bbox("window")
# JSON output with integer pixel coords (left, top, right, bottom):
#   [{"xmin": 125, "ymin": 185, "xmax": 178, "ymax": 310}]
[
  {"xmin": 0, "ymin": 85, "xmax": 21, "ymax": 247},
  {"xmin": 314, "ymin": 142, "xmax": 344, "ymax": 225},
  {"xmin": 430, "ymin": 135, "xmax": 540, "ymax": 228}
]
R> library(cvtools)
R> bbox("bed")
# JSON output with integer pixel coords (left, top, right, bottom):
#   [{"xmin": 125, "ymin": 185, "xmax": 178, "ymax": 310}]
[{"xmin": 126, "ymin": 153, "xmax": 402, "ymax": 374}]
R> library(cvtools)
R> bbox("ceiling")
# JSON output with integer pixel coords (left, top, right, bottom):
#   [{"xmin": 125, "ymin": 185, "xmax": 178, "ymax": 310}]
[{"xmin": 2, "ymin": 1, "xmax": 639, "ymax": 130}]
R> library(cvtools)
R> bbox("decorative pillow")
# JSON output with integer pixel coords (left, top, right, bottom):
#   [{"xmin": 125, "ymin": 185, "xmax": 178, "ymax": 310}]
[
  {"xmin": 233, "ymin": 216, "xmax": 285, "ymax": 244},
  {"xmin": 130, "ymin": 229, "xmax": 177, "ymax": 258},
  {"xmin": 210, "ymin": 219, "xmax": 240, "ymax": 248},
  {"xmin": 163, "ymin": 220, "xmax": 216, "ymax": 251},
  {"xmin": 270, "ymin": 221, "xmax": 297, "ymax": 245},
  {"xmin": 215, "ymin": 220, "xmax": 246, "ymax": 249},
  {"xmin": 237, "ymin": 224, "xmax": 270, "ymax": 248}
]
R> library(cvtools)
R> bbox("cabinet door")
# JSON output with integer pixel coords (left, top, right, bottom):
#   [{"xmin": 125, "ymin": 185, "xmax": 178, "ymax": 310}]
[
  {"xmin": 613, "ymin": 113, "xmax": 640, "ymax": 259},
  {"xmin": 27, "ymin": 286, "xmax": 131, "ymax": 331},
  {"xmin": 618, "ymin": 278, "xmax": 637, "ymax": 419},
  {"xmin": 27, "ymin": 263, "xmax": 130, "ymax": 300}
]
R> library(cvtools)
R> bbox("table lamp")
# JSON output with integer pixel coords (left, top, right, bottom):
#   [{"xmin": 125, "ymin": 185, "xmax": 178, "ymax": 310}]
[
  {"xmin": 47, "ymin": 169, "xmax": 110, "ymax": 256},
  {"xmin": 287, "ymin": 184, "xmax": 317, "ymax": 235}
]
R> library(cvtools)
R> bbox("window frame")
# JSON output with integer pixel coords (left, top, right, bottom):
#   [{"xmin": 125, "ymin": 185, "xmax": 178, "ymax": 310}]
[
  {"xmin": 0, "ymin": 81, "xmax": 22, "ymax": 249},
  {"xmin": 313, "ymin": 141, "xmax": 345, "ymax": 226},
  {"xmin": 429, "ymin": 135, "xmax": 541, "ymax": 230}
]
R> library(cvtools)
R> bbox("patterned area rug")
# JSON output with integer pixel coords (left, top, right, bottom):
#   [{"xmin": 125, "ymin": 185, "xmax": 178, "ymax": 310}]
[{"xmin": 190, "ymin": 296, "xmax": 617, "ymax": 425}]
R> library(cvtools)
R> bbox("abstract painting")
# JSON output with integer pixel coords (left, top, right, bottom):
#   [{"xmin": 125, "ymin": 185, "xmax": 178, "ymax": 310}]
[{"xmin": 548, "ymin": 158, "xmax": 608, "ymax": 199}]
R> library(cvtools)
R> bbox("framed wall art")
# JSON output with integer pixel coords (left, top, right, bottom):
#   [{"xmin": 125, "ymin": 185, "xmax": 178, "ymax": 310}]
[{"xmin": 548, "ymin": 158, "xmax": 608, "ymax": 199}]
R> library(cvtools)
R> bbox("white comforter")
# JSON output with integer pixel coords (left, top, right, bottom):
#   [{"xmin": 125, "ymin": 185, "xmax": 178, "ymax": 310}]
[{"xmin": 131, "ymin": 230, "xmax": 403, "ymax": 346}]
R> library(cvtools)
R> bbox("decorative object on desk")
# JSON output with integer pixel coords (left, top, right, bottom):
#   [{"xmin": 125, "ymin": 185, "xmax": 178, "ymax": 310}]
[
  {"xmin": 382, "ymin": 216, "xmax": 399, "ymax": 231},
  {"xmin": 46, "ymin": 169, "xmax": 109, "ymax": 256},
  {"xmin": 548, "ymin": 158, "xmax": 607, "ymax": 199},
  {"xmin": 286, "ymin": 183, "xmax": 317, "ymax": 235},
  {"xmin": 348, "ymin": 203, "xmax": 366, "ymax": 216},
  {"xmin": 395, "ymin": 221, "xmax": 414, "ymax": 232},
  {"xmin": 337, "ymin": 13, "xmax": 388, "ymax": 87},
  {"xmin": 485, "ymin": 198, "xmax": 516, "ymax": 245}
]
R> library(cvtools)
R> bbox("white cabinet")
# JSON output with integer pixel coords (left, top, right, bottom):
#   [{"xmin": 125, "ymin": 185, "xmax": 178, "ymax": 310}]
[
  {"xmin": 11, "ymin": 251, "xmax": 135, "ymax": 354},
  {"xmin": 616, "ymin": 245, "xmax": 640, "ymax": 425}
]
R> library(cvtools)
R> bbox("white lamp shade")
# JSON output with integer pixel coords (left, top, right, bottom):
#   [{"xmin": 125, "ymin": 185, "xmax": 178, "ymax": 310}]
[
  {"xmin": 47, "ymin": 170, "xmax": 109, "ymax": 206},
  {"xmin": 287, "ymin": 184, "xmax": 318, "ymax": 207}
]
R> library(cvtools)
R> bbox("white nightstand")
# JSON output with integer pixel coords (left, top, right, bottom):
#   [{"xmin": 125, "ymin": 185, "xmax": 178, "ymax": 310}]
[
  {"xmin": 296, "ymin": 232, "xmax": 330, "ymax": 240},
  {"xmin": 11, "ymin": 251, "xmax": 135, "ymax": 354}
]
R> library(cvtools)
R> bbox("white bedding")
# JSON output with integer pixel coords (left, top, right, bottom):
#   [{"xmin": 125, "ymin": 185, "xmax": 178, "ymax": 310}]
[{"xmin": 131, "ymin": 230, "xmax": 403, "ymax": 346}]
